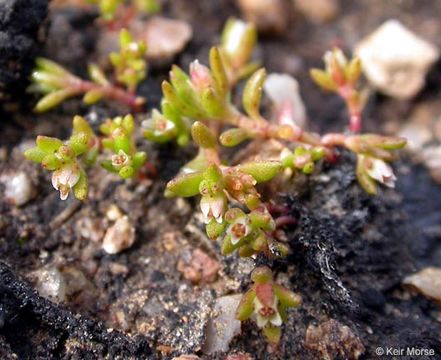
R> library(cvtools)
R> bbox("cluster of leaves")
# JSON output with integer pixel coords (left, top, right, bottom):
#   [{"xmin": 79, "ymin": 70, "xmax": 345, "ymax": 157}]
[
  {"xmin": 24, "ymin": 115, "xmax": 146, "ymax": 200},
  {"xmin": 30, "ymin": 29, "xmax": 146, "ymax": 113},
  {"xmin": 25, "ymin": 18, "xmax": 407, "ymax": 345},
  {"xmin": 236, "ymin": 267, "xmax": 301, "ymax": 344},
  {"xmin": 87, "ymin": 0, "xmax": 160, "ymax": 21}
]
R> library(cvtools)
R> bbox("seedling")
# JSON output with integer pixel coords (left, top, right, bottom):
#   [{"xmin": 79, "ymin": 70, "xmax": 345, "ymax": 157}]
[
  {"xmin": 236, "ymin": 266, "xmax": 301, "ymax": 344},
  {"xmin": 24, "ymin": 116, "xmax": 98, "ymax": 200},
  {"xmin": 30, "ymin": 29, "xmax": 146, "ymax": 113},
  {"xmin": 87, "ymin": 0, "xmax": 160, "ymax": 23},
  {"xmin": 100, "ymin": 114, "xmax": 147, "ymax": 178}
]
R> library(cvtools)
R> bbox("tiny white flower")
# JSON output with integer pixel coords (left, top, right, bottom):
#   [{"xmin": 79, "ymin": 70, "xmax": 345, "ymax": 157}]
[
  {"xmin": 51, "ymin": 163, "xmax": 81, "ymax": 200},
  {"xmin": 253, "ymin": 296, "xmax": 282, "ymax": 328},
  {"xmin": 229, "ymin": 216, "xmax": 252, "ymax": 245},
  {"xmin": 111, "ymin": 150, "xmax": 130, "ymax": 169},
  {"xmin": 200, "ymin": 194, "xmax": 226, "ymax": 224},
  {"xmin": 189, "ymin": 60, "xmax": 213, "ymax": 89},
  {"xmin": 363, "ymin": 156, "xmax": 397, "ymax": 188}
]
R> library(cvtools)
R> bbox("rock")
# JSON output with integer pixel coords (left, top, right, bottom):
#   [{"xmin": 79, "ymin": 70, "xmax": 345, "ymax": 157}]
[
  {"xmin": 61, "ymin": 266, "xmax": 92, "ymax": 297},
  {"xmin": 225, "ymin": 354, "xmax": 254, "ymax": 360},
  {"xmin": 0, "ymin": 0, "xmax": 48, "ymax": 103},
  {"xmin": 106, "ymin": 204, "xmax": 123, "ymax": 221},
  {"xmin": 355, "ymin": 20, "xmax": 439, "ymax": 99},
  {"xmin": 398, "ymin": 122, "xmax": 432, "ymax": 151},
  {"xmin": 108, "ymin": 262, "xmax": 129, "ymax": 276},
  {"xmin": 236, "ymin": 0, "xmax": 289, "ymax": 34},
  {"xmin": 202, "ymin": 294, "xmax": 242, "ymax": 354},
  {"xmin": 29, "ymin": 266, "xmax": 67, "ymax": 303},
  {"xmin": 177, "ymin": 249, "xmax": 220, "ymax": 285},
  {"xmin": 421, "ymin": 146, "xmax": 441, "ymax": 184},
  {"xmin": 264, "ymin": 73, "xmax": 307, "ymax": 127},
  {"xmin": 132, "ymin": 16, "xmax": 193, "ymax": 62},
  {"xmin": 403, "ymin": 267, "xmax": 441, "ymax": 304},
  {"xmin": 172, "ymin": 356, "xmax": 200, "ymax": 360},
  {"xmin": 76, "ymin": 217, "xmax": 104, "ymax": 242},
  {"xmin": 1, "ymin": 171, "xmax": 36, "ymax": 206},
  {"xmin": 293, "ymin": 0, "xmax": 339, "ymax": 24},
  {"xmin": 305, "ymin": 319, "xmax": 365, "ymax": 360},
  {"xmin": 102, "ymin": 216, "xmax": 136, "ymax": 254}
]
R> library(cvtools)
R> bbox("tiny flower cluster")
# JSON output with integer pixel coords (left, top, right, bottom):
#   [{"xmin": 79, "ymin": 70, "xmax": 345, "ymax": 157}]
[
  {"xmin": 87, "ymin": 0, "xmax": 160, "ymax": 22},
  {"xmin": 236, "ymin": 266, "xmax": 301, "ymax": 344},
  {"xmin": 100, "ymin": 114, "xmax": 147, "ymax": 178},
  {"xmin": 24, "ymin": 116, "xmax": 97, "ymax": 200},
  {"xmin": 30, "ymin": 29, "xmax": 146, "ymax": 113},
  {"xmin": 25, "ymin": 114, "xmax": 146, "ymax": 200},
  {"xmin": 310, "ymin": 48, "xmax": 365, "ymax": 133}
]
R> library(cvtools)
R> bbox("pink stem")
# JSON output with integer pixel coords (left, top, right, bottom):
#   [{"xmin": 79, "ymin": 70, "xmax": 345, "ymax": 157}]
[
  {"xmin": 275, "ymin": 215, "xmax": 297, "ymax": 228},
  {"xmin": 72, "ymin": 79, "xmax": 145, "ymax": 112}
]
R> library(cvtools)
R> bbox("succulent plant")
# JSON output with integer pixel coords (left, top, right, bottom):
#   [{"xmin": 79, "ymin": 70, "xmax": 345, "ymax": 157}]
[
  {"xmin": 24, "ymin": 18, "xmax": 408, "ymax": 346},
  {"xmin": 30, "ymin": 29, "xmax": 146, "ymax": 113}
]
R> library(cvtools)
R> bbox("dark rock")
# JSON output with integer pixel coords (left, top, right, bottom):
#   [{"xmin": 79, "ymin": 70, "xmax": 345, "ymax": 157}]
[
  {"xmin": 0, "ymin": 0, "xmax": 48, "ymax": 103},
  {"xmin": 0, "ymin": 262, "xmax": 156, "ymax": 359}
]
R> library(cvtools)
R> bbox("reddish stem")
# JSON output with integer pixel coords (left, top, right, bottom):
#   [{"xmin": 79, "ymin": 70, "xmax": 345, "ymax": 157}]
[
  {"xmin": 71, "ymin": 79, "xmax": 145, "ymax": 112},
  {"xmin": 275, "ymin": 215, "xmax": 298, "ymax": 228}
]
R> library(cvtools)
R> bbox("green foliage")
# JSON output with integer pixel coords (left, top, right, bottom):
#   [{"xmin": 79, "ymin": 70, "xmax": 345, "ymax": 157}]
[
  {"xmin": 235, "ymin": 266, "xmax": 301, "ymax": 344},
  {"xmin": 100, "ymin": 114, "xmax": 147, "ymax": 178},
  {"xmin": 30, "ymin": 29, "xmax": 146, "ymax": 113},
  {"xmin": 24, "ymin": 116, "xmax": 98, "ymax": 200},
  {"xmin": 110, "ymin": 29, "xmax": 147, "ymax": 93},
  {"xmin": 87, "ymin": 0, "xmax": 160, "ymax": 21}
]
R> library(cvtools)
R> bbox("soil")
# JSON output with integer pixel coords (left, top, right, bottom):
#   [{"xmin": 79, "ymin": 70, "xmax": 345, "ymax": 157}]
[{"xmin": 1, "ymin": 0, "xmax": 441, "ymax": 359}]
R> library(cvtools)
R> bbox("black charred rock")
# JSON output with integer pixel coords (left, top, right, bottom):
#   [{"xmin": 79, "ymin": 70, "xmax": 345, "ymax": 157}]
[{"xmin": 0, "ymin": 0, "xmax": 48, "ymax": 103}]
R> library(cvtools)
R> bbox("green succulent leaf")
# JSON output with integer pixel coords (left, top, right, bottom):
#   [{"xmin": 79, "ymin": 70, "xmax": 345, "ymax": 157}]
[
  {"xmin": 237, "ymin": 161, "xmax": 282, "ymax": 183},
  {"xmin": 166, "ymin": 171, "xmax": 205, "ymax": 198}
]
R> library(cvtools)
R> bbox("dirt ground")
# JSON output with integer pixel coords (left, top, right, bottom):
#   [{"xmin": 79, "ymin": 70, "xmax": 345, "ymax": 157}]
[{"xmin": 1, "ymin": 0, "xmax": 441, "ymax": 359}]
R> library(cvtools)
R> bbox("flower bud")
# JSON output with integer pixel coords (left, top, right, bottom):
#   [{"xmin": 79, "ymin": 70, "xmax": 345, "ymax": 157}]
[
  {"xmin": 190, "ymin": 60, "xmax": 214, "ymax": 90},
  {"xmin": 221, "ymin": 18, "xmax": 256, "ymax": 70}
]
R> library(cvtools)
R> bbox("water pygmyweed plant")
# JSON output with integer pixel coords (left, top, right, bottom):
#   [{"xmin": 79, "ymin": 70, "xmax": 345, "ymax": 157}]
[
  {"xmin": 236, "ymin": 266, "xmax": 301, "ymax": 344},
  {"xmin": 100, "ymin": 114, "xmax": 147, "ymax": 179},
  {"xmin": 310, "ymin": 48, "xmax": 365, "ymax": 133},
  {"xmin": 87, "ymin": 0, "xmax": 160, "ymax": 23},
  {"xmin": 24, "ymin": 18, "xmax": 407, "ymax": 347},
  {"xmin": 24, "ymin": 116, "xmax": 98, "ymax": 200},
  {"xmin": 30, "ymin": 29, "xmax": 146, "ymax": 113}
]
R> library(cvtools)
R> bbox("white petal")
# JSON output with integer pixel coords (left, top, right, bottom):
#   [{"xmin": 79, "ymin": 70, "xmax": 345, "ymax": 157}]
[
  {"xmin": 66, "ymin": 167, "xmax": 80, "ymax": 188},
  {"xmin": 230, "ymin": 234, "xmax": 241, "ymax": 245},
  {"xmin": 270, "ymin": 312, "xmax": 283, "ymax": 327},
  {"xmin": 211, "ymin": 197, "xmax": 225, "ymax": 220},
  {"xmin": 366, "ymin": 158, "xmax": 396, "ymax": 187},
  {"xmin": 52, "ymin": 171, "xmax": 60, "ymax": 190},
  {"xmin": 256, "ymin": 314, "xmax": 269, "ymax": 328},
  {"xmin": 200, "ymin": 199, "xmax": 211, "ymax": 224},
  {"xmin": 59, "ymin": 186, "xmax": 69, "ymax": 201}
]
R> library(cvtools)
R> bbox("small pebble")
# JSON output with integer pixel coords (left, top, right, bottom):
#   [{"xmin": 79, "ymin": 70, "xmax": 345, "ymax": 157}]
[
  {"xmin": 203, "ymin": 294, "xmax": 243, "ymax": 354},
  {"xmin": 293, "ymin": 0, "xmax": 339, "ymax": 24},
  {"xmin": 133, "ymin": 16, "xmax": 193, "ymax": 61},
  {"xmin": 403, "ymin": 267, "xmax": 441, "ymax": 304},
  {"xmin": 102, "ymin": 216, "xmax": 136, "ymax": 254},
  {"xmin": 421, "ymin": 146, "xmax": 441, "ymax": 184},
  {"xmin": 177, "ymin": 249, "xmax": 220, "ymax": 285},
  {"xmin": 237, "ymin": 0, "xmax": 288, "ymax": 34},
  {"xmin": 264, "ymin": 73, "xmax": 307, "ymax": 127},
  {"xmin": 2, "ymin": 171, "xmax": 36, "ymax": 206},
  {"xmin": 305, "ymin": 319, "xmax": 365, "ymax": 360},
  {"xmin": 29, "ymin": 266, "xmax": 67, "ymax": 303},
  {"xmin": 355, "ymin": 20, "xmax": 439, "ymax": 99}
]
